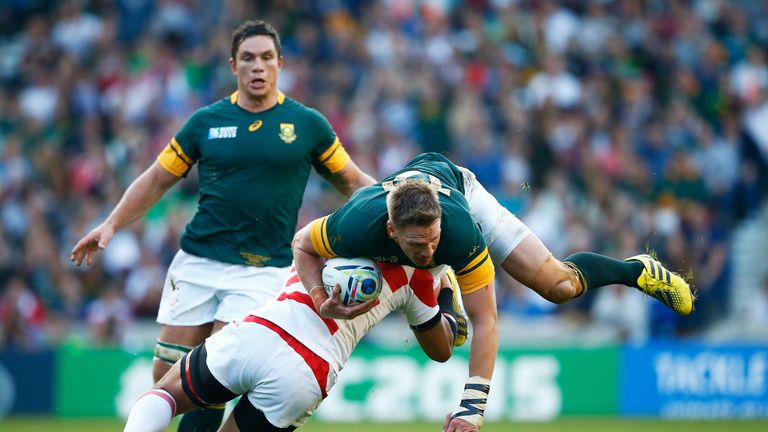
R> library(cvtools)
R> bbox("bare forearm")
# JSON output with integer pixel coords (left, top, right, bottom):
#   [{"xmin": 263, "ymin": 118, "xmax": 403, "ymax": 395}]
[
  {"xmin": 292, "ymin": 227, "xmax": 328, "ymax": 305},
  {"xmin": 294, "ymin": 248, "xmax": 325, "ymax": 292},
  {"xmin": 105, "ymin": 163, "xmax": 178, "ymax": 231},
  {"xmin": 467, "ymin": 317, "xmax": 498, "ymax": 379},
  {"xmin": 328, "ymin": 161, "xmax": 376, "ymax": 197},
  {"xmin": 464, "ymin": 285, "xmax": 499, "ymax": 379}
]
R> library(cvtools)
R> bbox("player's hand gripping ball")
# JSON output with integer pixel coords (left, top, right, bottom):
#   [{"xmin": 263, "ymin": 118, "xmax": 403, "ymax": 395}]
[{"xmin": 322, "ymin": 257, "xmax": 383, "ymax": 305}]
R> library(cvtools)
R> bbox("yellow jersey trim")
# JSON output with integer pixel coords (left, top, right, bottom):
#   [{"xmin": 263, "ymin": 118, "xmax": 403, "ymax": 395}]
[
  {"xmin": 309, "ymin": 216, "xmax": 336, "ymax": 258},
  {"xmin": 318, "ymin": 137, "xmax": 351, "ymax": 174},
  {"xmin": 455, "ymin": 247, "xmax": 495, "ymax": 294},
  {"xmin": 157, "ymin": 138, "xmax": 193, "ymax": 177},
  {"xmin": 231, "ymin": 90, "xmax": 284, "ymax": 104}
]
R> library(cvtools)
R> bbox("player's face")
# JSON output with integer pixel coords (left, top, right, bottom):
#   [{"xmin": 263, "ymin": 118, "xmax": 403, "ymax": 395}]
[
  {"xmin": 230, "ymin": 35, "xmax": 283, "ymax": 101},
  {"xmin": 389, "ymin": 219, "xmax": 441, "ymax": 268}
]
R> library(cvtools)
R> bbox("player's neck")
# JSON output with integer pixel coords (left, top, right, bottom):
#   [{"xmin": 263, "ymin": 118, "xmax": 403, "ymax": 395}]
[{"xmin": 236, "ymin": 91, "xmax": 277, "ymax": 113}]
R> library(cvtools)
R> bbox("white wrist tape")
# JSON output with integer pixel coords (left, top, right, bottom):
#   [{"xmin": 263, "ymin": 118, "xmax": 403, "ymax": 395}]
[{"xmin": 452, "ymin": 376, "xmax": 490, "ymax": 428}]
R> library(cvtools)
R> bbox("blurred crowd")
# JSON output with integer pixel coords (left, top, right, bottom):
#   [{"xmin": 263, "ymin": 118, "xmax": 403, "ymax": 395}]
[{"xmin": 1, "ymin": 0, "xmax": 767, "ymax": 351}]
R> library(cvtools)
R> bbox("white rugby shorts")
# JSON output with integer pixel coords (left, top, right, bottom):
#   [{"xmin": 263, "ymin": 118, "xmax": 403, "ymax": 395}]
[
  {"xmin": 204, "ymin": 316, "xmax": 337, "ymax": 428},
  {"xmin": 459, "ymin": 166, "xmax": 532, "ymax": 265},
  {"xmin": 156, "ymin": 250, "xmax": 289, "ymax": 326}
]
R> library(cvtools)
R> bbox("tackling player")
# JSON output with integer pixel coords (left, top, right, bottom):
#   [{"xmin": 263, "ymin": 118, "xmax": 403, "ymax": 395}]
[
  {"xmin": 70, "ymin": 20, "xmax": 375, "ymax": 431},
  {"xmin": 292, "ymin": 152, "xmax": 695, "ymax": 432},
  {"xmin": 123, "ymin": 263, "xmax": 461, "ymax": 431}
]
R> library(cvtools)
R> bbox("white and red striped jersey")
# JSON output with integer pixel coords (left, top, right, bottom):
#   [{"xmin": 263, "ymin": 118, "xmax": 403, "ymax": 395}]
[{"xmin": 248, "ymin": 262, "xmax": 447, "ymax": 372}]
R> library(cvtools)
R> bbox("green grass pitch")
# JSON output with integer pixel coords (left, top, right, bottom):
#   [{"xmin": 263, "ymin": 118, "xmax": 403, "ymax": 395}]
[{"xmin": 2, "ymin": 417, "xmax": 767, "ymax": 431}]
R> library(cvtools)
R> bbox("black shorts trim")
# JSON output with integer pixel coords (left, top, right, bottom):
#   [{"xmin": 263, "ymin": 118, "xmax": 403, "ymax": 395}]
[
  {"xmin": 179, "ymin": 342, "xmax": 237, "ymax": 407},
  {"xmin": 233, "ymin": 397, "xmax": 297, "ymax": 431},
  {"xmin": 410, "ymin": 311, "xmax": 442, "ymax": 332}
]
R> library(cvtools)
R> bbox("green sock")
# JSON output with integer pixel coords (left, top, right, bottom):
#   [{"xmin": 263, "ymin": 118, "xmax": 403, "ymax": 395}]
[
  {"xmin": 564, "ymin": 252, "xmax": 644, "ymax": 291},
  {"xmin": 177, "ymin": 406, "xmax": 225, "ymax": 432}
]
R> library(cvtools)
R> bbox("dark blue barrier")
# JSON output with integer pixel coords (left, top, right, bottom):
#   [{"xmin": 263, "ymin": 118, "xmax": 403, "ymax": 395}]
[
  {"xmin": 0, "ymin": 349, "xmax": 54, "ymax": 414},
  {"xmin": 620, "ymin": 343, "xmax": 768, "ymax": 418}
]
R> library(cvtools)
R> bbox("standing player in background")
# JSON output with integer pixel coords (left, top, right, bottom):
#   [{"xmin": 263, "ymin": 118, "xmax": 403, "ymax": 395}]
[
  {"xmin": 123, "ymin": 263, "xmax": 461, "ymax": 431},
  {"xmin": 292, "ymin": 152, "xmax": 695, "ymax": 432},
  {"xmin": 71, "ymin": 20, "xmax": 375, "ymax": 432}
]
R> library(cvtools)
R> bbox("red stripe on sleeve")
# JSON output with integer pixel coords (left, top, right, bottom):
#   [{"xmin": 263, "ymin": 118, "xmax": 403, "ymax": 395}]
[
  {"xmin": 284, "ymin": 274, "xmax": 301, "ymax": 287},
  {"xmin": 409, "ymin": 268, "xmax": 437, "ymax": 306},
  {"xmin": 276, "ymin": 291, "xmax": 339, "ymax": 334},
  {"xmin": 378, "ymin": 262, "xmax": 408, "ymax": 293}
]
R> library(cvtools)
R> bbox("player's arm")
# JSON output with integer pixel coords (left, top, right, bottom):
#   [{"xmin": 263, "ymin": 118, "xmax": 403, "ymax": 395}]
[
  {"xmin": 443, "ymin": 281, "xmax": 498, "ymax": 432},
  {"xmin": 71, "ymin": 161, "xmax": 181, "ymax": 266},
  {"xmin": 443, "ymin": 237, "xmax": 497, "ymax": 432},
  {"xmin": 412, "ymin": 274, "xmax": 457, "ymax": 362},
  {"xmin": 311, "ymin": 127, "xmax": 375, "ymax": 197},
  {"xmin": 321, "ymin": 159, "xmax": 376, "ymax": 197},
  {"xmin": 292, "ymin": 221, "xmax": 378, "ymax": 319}
]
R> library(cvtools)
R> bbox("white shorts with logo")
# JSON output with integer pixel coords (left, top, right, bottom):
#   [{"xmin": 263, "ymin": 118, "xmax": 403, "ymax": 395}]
[
  {"xmin": 459, "ymin": 167, "xmax": 532, "ymax": 265},
  {"xmin": 156, "ymin": 250, "xmax": 290, "ymax": 325},
  {"xmin": 204, "ymin": 317, "xmax": 337, "ymax": 428}
]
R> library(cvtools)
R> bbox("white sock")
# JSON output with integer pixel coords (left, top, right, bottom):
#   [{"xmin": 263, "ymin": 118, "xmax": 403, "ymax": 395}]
[{"xmin": 124, "ymin": 389, "xmax": 177, "ymax": 432}]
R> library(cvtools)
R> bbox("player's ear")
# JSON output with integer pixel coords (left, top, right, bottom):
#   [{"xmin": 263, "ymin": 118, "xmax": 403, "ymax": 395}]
[{"xmin": 386, "ymin": 220, "xmax": 396, "ymax": 240}]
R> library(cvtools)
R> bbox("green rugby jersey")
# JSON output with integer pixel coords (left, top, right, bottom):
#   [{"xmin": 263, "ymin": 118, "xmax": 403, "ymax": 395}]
[
  {"xmin": 157, "ymin": 91, "xmax": 352, "ymax": 267},
  {"xmin": 309, "ymin": 153, "xmax": 495, "ymax": 294}
]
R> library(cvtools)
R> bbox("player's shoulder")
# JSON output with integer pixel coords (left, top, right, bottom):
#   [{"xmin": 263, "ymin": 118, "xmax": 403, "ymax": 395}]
[
  {"xmin": 189, "ymin": 96, "xmax": 235, "ymax": 119},
  {"xmin": 278, "ymin": 94, "xmax": 329, "ymax": 125}
]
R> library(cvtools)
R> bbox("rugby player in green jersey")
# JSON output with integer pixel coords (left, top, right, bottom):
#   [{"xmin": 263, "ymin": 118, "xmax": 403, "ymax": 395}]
[
  {"xmin": 292, "ymin": 152, "xmax": 695, "ymax": 432},
  {"xmin": 71, "ymin": 20, "xmax": 375, "ymax": 432}
]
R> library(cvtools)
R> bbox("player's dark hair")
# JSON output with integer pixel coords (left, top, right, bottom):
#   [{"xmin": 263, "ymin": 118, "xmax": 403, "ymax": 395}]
[
  {"xmin": 387, "ymin": 181, "xmax": 442, "ymax": 229},
  {"xmin": 231, "ymin": 20, "xmax": 282, "ymax": 60}
]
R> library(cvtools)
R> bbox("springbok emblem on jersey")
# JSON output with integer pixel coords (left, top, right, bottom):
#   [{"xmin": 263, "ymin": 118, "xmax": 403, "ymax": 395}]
[{"xmin": 278, "ymin": 123, "xmax": 297, "ymax": 143}]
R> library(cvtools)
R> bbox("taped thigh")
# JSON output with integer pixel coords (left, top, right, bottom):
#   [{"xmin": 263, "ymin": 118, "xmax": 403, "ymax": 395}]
[{"xmin": 154, "ymin": 340, "xmax": 195, "ymax": 365}]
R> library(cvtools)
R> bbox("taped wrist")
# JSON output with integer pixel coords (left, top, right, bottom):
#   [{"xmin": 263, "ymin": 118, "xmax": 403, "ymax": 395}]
[{"xmin": 452, "ymin": 376, "xmax": 490, "ymax": 428}]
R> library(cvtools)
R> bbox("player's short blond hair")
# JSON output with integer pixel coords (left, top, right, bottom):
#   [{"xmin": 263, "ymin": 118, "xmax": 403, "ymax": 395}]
[{"xmin": 386, "ymin": 180, "xmax": 442, "ymax": 229}]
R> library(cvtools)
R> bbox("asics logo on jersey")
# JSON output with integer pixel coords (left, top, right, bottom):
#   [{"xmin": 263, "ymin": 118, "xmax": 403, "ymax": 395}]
[
  {"xmin": 208, "ymin": 126, "xmax": 238, "ymax": 139},
  {"xmin": 248, "ymin": 120, "xmax": 263, "ymax": 132}
]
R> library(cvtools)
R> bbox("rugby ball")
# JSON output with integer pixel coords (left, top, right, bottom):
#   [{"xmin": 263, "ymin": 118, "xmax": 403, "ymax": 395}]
[{"xmin": 322, "ymin": 257, "xmax": 383, "ymax": 305}]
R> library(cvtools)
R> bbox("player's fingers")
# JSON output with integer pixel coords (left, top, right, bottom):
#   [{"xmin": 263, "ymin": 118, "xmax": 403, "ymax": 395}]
[
  {"xmin": 345, "ymin": 299, "xmax": 379, "ymax": 318},
  {"xmin": 442, "ymin": 413, "xmax": 452, "ymax": 431}
]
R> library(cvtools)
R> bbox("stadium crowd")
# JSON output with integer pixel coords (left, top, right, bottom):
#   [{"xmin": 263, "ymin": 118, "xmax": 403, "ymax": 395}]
[{"xmin": 0, "ymin": 0, "xmax": 767, "ymax": 351}]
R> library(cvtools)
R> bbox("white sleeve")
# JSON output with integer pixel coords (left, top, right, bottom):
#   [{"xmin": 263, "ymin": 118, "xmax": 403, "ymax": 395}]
[{"xmin": 402, "ymin": 288, "xmax": 440, "ymax": 328}]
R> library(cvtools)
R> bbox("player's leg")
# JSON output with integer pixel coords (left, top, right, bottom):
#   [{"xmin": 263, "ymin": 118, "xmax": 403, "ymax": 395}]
[
  {"xmin": 155, "ymin": 323, "xmax": 226, "ymax": 432},
  {"xmin": 156, "ymin": 250, "xmax": 227, "ymax": 431},
  {"xmin": 124, "ymin": 359, "xmax": 197, "ymax": 432},
  {"xmin": 461, "ymin": 166, "xmax": 693, "ymax": 313},
  {"xmin": 154, "ymin": 324, "xmax": 213, "ymax": 381},
  {"xmin": 174, "ymin": 320, "xmax": 232, "ymax": 431},
  {"xmin": 501, "ymin": 236, "xmax": 695, "ymax": 314},
  {"xmin": 218, "ymin": 399, "xmax": 297, "ymax": 432},
  {"xmin": 178, "ymin": 265, "xmax": 291, "ymax": 430},
  {"xmin": 208, "ymin": 316, "xmax": 330, "ymax": 431},
  {"xmin": 460, "ymin": 166, "xmax": 579, "ymax": 303}
]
